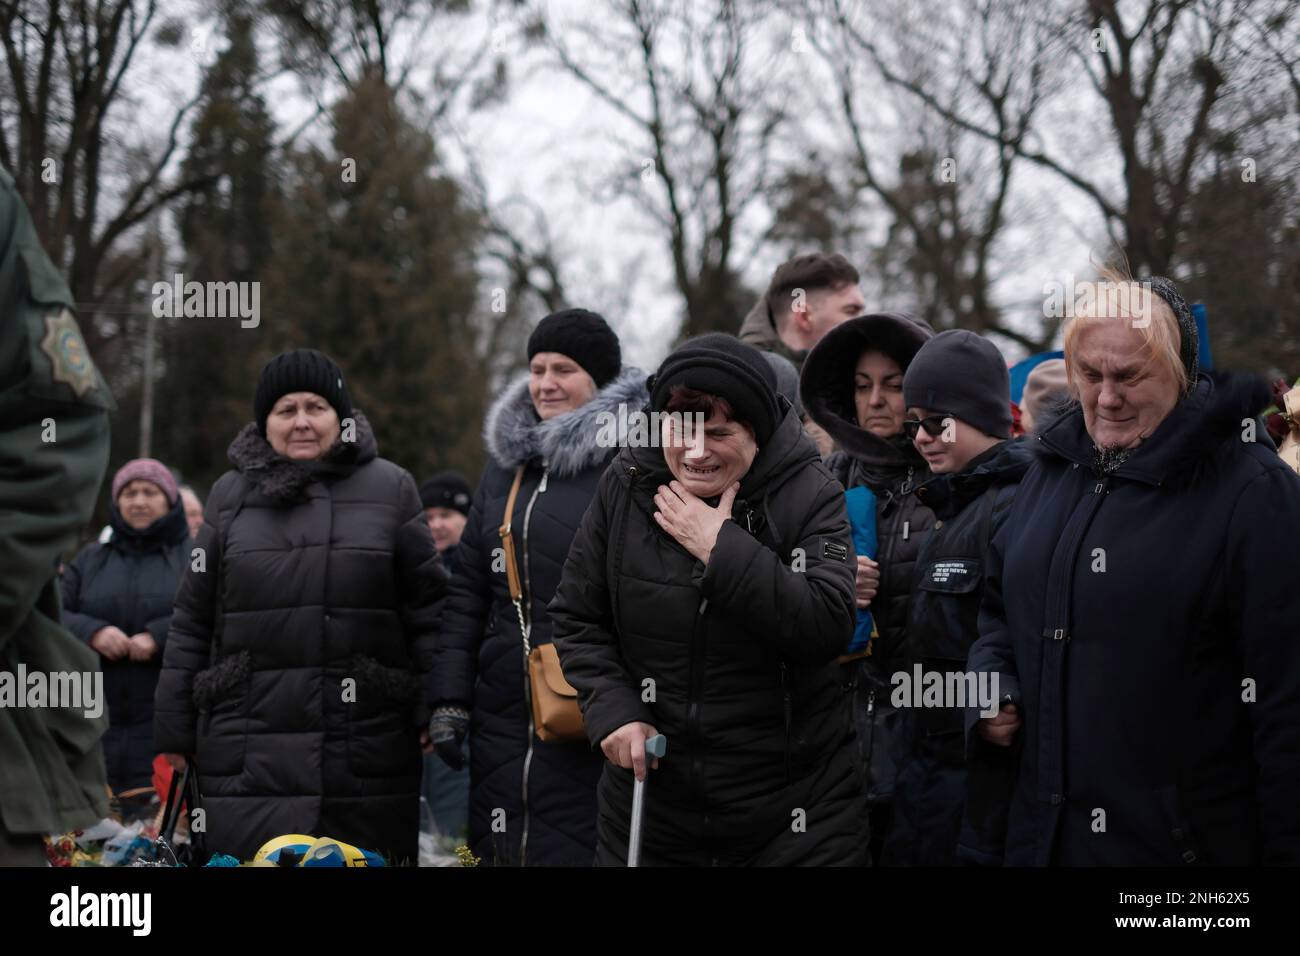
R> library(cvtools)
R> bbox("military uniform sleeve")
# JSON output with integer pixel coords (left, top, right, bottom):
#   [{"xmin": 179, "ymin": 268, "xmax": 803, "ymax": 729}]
[{"xmin": 0, "ymin": 169, "xmax": 114, "ymax": 653}]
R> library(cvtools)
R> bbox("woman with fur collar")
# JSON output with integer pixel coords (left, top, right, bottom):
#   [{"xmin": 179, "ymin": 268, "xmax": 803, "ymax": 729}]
[
  {"xmin": 429, "ymin": 308, "xmax": 648, "ymax": 866},
  {"xmin": 154, "ymin": 349, "xmax": 447, "ymax": 864}
]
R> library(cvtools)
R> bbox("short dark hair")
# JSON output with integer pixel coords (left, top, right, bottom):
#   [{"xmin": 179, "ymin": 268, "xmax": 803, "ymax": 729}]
[
  {"xmin": 663, "ymin": 385, "xmax": 753, "ymax": 435},
  {"xmin": 764, "ymin": 253, "xmax": 860, "ymax": 331}
]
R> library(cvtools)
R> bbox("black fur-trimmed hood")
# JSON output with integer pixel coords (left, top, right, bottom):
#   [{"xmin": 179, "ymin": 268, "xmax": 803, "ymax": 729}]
[
  {"xmin": 1035, "ymin": 371, "xmax": 1275, "ymax": 485},
  {"xmin": 800, "ymin": 312, "xmax": 934, "ymax": 471},
  {"xmin": 227, "ymin": 410, "xmax": 378, "ymax": 504},
  {"xmin": 484, "ymin": 365, "xmax": 649, "ymax": 478}
]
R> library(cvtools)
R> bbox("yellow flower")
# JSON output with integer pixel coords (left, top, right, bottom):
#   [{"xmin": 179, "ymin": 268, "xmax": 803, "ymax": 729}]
[{"xmin": 455, "ymin": 845, "xmax": 480, "ymax": 867}]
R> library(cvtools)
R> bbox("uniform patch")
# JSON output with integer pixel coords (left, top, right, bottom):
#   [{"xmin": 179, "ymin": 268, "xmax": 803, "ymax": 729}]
[
  {"xmin": 823, "ymin": 540, "xmax": 848, "ymax": 561},
  {"xmin": 929, "ymin": 560, "xmax": 974, "ymax": 584},
  {"xmin": 39, "ymin": 307, "xmax": 96, "ymax": 397},
  {"xmin": 919, "ymin": 558, "xmax": 983, "ymax": 594}
]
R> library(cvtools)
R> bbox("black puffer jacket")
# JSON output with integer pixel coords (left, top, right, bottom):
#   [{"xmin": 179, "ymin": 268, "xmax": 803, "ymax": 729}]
[
  {"xmin": 153, "ymin": 413, "xmax": 445, "ymax": 864},
  {"xmin": 61, "ymin": 497, "xmax": 190, "ymax": 792},
  {"xmin": 801, "ymin": 313, "xmax": 936, "ymax": 807},
  {"xmin": 825, "ymin": 447, "xmax": 935, "ymax": 670},
  {"xmin": 549, "ymin": 404, "xmax": 869, "ymax": 865},
  {"xmin": 431, "ymin": 367, "xmax": 649, "ymax": 866},
  {"xmin": 802, "ymin": 313, "xmax": 937, "ymax": 670}
]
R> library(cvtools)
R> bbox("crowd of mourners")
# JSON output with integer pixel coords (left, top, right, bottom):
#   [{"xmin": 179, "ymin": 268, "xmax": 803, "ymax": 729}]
[{"xmin": 6, "ymin": 160, "xmax": 1299, "ymax": 868}]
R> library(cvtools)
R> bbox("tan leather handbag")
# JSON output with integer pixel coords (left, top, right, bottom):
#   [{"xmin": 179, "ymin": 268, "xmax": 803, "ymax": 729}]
[{"xmin": 500, "ymin": 467, "xmax": 586, "ymax": 743}]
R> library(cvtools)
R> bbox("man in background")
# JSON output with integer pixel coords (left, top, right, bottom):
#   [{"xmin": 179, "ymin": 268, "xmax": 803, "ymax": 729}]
[
  {"xmin": 740, "ymin": 253, "xmax": 865, "ymax": 455},
  {"xmin": 418, "ymin": 469, "xmax": 473, "ymax": 842},
  {"xmin": 419, "ymin": 471, "xmax": 471, "ymax": 577},
  {"xmin": 738, "ymin": 252, "xmax": 865, "ymax": 363}
]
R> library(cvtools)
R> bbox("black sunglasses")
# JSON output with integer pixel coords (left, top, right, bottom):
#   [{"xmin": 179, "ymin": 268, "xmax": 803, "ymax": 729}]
[{"xmin": 902, "ymin": 414, "xmax": 951, "ymax": 439}]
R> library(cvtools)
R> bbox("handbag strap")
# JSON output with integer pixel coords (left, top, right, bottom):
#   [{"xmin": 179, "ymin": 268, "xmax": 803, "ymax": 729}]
[
  {"xmin": 498, "ymin": 466, "xmax": 531, "ymax": 652},
  {"xmin": 157, "ymin": 760, "xmax": 205, "ymax": 864},
  {"xmin": 159, "ymin": 762, "xmax": 189, "ymax": 843}
]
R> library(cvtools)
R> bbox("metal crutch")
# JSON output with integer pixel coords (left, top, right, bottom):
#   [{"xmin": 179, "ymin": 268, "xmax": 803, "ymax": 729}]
[{"xmin": 628, "ymin": 734, "xmax": 667, "ymax": 867}]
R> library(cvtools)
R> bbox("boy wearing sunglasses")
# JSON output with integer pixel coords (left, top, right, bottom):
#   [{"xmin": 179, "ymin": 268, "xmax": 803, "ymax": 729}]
[{"xmin": 882, "ymin": 329, "xmax": 1033, "ymax": 865}]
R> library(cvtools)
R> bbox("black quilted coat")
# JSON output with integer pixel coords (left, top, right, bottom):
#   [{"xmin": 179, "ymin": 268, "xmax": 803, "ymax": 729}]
[{"xmin": 153, "ymin": 413, "xmax": 446, "ymax": 864}]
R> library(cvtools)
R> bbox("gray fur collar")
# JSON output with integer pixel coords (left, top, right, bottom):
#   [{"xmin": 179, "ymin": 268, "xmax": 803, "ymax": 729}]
[
  {"xmin": 484, "ymin": 365, "xmax": 649, "ymax": 478},
  {"xmin": 228, "ymin": 410, "xmax": 378, "ymax": 504}
]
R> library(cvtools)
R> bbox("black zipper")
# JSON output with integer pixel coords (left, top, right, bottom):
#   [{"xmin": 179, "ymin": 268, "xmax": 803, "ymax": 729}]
[
  {"xmin": 779, "ymin": 661, "xmax": 792, "ymax": 786},
  {"xmin": 877, "ymin": 465, "xmax": 914, "ymax": 571},
  {"xmin": 870, "ymin": 467, "xmax": 914, "ymax": 656},
  {"xmin": 687, "ymin": 595, "xmax": 709, "ymax": 797},
  {"xmin": 864, "ymin": 686, "xmax": 876, "ymax": 769},
  {"xmin": 1050, "ymin": 474, "xmax": 1110, "ymax": 632}
]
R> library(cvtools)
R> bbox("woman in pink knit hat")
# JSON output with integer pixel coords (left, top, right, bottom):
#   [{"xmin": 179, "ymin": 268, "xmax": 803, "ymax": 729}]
[{"xmin": 60, "ymin": 458, "xmax": 190, "ymax": 794}]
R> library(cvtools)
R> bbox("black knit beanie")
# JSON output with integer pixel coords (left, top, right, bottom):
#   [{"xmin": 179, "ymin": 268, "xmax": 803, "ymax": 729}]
[
  {"xmin": 254, "ymin": 348, "xmax": 353, "ymax": 435},
  {"xmin": 1146, "ymin": 276, "xmax": 1199, "ymax": 393},
  {"xmin": 761, "ymin": 351, "xmax": 804, "ymax": 418},
  {"xmin": 419, "ymin": 471, "xmax": 472, "ymax": 515},
  {"xmin": 902, "ymin": 329, "xmax": 1012, "ymax": 439},
  {"xmin": 648, "ymin": 333, "xmax": 780, "ymax": 445},
  {"xmin": 527, "ymin": 308, "xmax": 622, "ymax": 388}
]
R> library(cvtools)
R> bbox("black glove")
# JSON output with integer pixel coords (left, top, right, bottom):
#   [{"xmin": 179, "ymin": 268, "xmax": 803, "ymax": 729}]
[{"xmin": 429, "ymin": 705, "xmax": 471, "ymax": 770}]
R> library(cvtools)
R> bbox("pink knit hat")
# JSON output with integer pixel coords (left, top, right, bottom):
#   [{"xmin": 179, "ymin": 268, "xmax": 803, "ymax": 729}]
[{"xmin": 111, "ymin": 458, "xmax": 179, "ymax": 505}]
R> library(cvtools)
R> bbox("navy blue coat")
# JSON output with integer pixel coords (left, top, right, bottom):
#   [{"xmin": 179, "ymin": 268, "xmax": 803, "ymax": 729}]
[
  {"xmin": 61, "ymin": 497, "xmax": 190, "ymax": 792},
  {"xmin": 964, "ymin": 374, "xmax": 1300, "ymax": 866},
  {"xmin": 885, "ymin": 439, "xmax": 1032, "ymax": 866}
]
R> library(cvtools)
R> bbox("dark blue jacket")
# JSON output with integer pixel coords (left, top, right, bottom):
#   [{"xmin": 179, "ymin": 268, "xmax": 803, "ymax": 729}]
[
  {"xmin": 963, "ymin": 374, "xmax": 1300, "ymax": 866},
  {"xmin": 439, "ymin": 542, "xmax": 461, "ymax": 579},
  {"xmin": 61, "ymin": 497, "xmax": 190, "ymax": 792},
  {"xmin": 885, "ymin": 439, "xmax": 1032, "ymax": 865}
]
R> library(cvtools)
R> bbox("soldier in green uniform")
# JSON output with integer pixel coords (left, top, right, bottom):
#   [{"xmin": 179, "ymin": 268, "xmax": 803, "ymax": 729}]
[{"xmin": 0, "ymin": 167, "xmax": 115, "ymax": 864}]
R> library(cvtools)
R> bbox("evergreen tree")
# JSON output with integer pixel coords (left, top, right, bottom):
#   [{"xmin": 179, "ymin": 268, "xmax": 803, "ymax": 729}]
[
  {"xmin": 268, "ymin": 72, "xmax": 485, "ymax": 481},
  {"xmin": 155, "ymin": 11, "xmax": 279, "ymax": 493}
]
